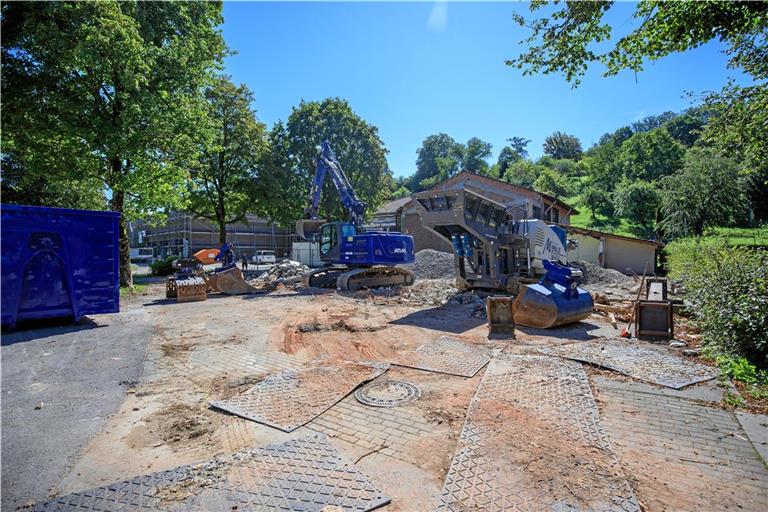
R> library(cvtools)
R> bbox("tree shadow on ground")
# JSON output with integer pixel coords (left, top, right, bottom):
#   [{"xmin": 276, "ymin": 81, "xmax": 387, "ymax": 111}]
[{"xmin": 1, "ymin": 316, "xmax": 105, "ymax": 346}]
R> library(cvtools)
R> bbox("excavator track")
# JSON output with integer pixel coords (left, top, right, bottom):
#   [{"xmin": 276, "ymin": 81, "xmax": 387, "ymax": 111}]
[
  {"xmin": 304, "ymin": 266, "xmax": 415, "ymax": 291},
  {"xmin": 304, "ymin": 267, "xmax": 348, "ymax": 288},
  {"xmin": 336, "ymin": 266, "xmax": 415, "ymax": 291}
]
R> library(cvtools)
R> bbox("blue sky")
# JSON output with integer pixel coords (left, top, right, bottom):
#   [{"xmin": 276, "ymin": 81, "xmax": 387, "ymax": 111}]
[{"xmin": 222, "ymin": 1, "xmax": 744, "ymax": 178}]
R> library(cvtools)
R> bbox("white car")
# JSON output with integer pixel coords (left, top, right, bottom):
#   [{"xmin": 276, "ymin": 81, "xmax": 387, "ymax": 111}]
[{"xmin": 252, "ymin": 250, "xmax": 277, "ymax": 265}]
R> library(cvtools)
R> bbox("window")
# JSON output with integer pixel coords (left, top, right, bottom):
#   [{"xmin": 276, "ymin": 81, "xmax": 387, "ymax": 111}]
[
  {"xmin": 464, "ymin": 197, "xmax": 478, "ymax": 223},
  {"xmin": 553, "ymin": 208, "xmax": 560, "ymax": 223},
  {"xmin": 532, "ymin": 206, "xmax": 542, "ymax": 219},
  {"xmin": 477, "ymin": 202, "xmax": 491, "ymax": 225},
  {"xmin": 320, "ymin": 224, "xmax": 337, "ymax": 256}
]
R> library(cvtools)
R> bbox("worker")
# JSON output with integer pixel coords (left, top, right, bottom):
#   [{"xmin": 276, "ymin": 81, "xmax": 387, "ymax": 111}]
[{"xmin": 242, "ymin": 255, "xmax": 249, "ymax": 271}]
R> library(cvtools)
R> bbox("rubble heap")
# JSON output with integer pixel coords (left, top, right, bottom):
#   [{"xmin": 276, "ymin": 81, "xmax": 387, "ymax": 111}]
[
  {"xmin": 252, "ymin": 259, "xmax": 309, "ymax": 286},
  {"xmin": 399, "ymin": 249, "xmax": 455, "ymax": 280},
  {"xmin": 571, "ymin": 261, "xmax": 633, "ymax": 285}
]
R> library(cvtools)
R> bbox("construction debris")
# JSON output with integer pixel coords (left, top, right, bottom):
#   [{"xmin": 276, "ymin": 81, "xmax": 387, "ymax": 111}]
[
  {"xmin": 398, "ymin": 249, "xmax": 454, "ymax": 280},
  {"xmin": 252, "ymin": 259, "xmax": 309, "ymax": 286},
  {"xmin": 571, "ymin": 261, "xmax": 633, "ymax": 286}
]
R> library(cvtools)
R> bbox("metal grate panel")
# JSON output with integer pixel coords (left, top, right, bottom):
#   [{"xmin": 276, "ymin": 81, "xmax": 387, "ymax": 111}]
[
  {"xmin": 210, "ymin": 361, "xmax": 389, "ymax": 432},
  {"xmin": 34, "ymin": 434, "xmax": 390, "ymax": 511},
  {"xmin": 538, "ymin": 339, "xmax": 718, "ymax": 389},
  {"xmin": 393, "ymin": 336, "xmax": 490, "ymax": 377},
  {"xmin": 437, "ymin": 356, "xmax": 640, "ymax": 512}
]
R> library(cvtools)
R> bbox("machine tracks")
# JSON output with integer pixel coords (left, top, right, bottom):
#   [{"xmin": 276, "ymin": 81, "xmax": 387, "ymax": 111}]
[{"xmin": 305, "ymin": 266, "xmax": 415, "ymax": 291}]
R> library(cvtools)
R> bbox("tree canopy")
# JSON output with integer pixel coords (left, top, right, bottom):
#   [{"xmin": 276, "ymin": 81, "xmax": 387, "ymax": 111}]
[
  {"xmin": 1, "ymin": 0, "xmax": 227, "ymax": 285},
  {"xmin": 508, "ymin": 1, "xmax": 768, "ymax": 85},
  {"xmin": 263, "ymin": 98, "xmax": 392, "ymax": 225},
  {"xmin": 659, "ymin": 148, "xmax": 747, "ymax": 237},
  {"xmin": 543, "ymin": 131, "xmax": 582, "ymax": 160},
  {"xmin": 188, "ymin": 77, "xmax": 269, "ymax": 245}
]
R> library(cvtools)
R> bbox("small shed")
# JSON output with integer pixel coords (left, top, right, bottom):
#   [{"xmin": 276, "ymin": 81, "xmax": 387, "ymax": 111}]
[{"xmin": 562, "ymin": 225, "xmax": 662, "ymax": 274}]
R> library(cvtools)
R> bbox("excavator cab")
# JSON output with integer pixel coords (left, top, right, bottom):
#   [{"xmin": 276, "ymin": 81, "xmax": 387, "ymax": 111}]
[{"xmin": 318, "ymin": 222, "xmax": 357, "ymax": 263}]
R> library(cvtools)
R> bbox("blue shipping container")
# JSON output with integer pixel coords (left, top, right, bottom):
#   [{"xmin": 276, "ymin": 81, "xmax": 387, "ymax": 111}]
[{"xmin": 1, "ymin": 204, "xmax": 120, "ymax": 328}]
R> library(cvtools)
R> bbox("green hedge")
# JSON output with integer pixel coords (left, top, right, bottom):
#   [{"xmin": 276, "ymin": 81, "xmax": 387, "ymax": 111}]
[
  {"xmin": 150, "ymin": 257, "xmax": 176, "ymax": 276},
  {"xmin": 667, "ymin": 240, "xmax": 768, "ymax": 368}
]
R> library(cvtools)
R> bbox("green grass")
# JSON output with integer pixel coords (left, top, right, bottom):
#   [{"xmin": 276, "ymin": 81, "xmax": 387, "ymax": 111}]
[
  {"xmin": 700, "ymin": 226, "xmax": 768, "ymax": 247},
  {"xmin": 120, "ymin": 283, "xmax": 148, "ymax": 297}
]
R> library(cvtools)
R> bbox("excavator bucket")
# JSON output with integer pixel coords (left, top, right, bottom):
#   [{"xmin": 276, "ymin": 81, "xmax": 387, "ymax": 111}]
[
  {"xmin": 512, "ymin": 282, "xmax": 594, "ymax": 329},
  {"xmin": 208, "ymin": 266, "xmax": 259, "ymax": 295},
  {"xmin": 295, "ymin": 218, "xmax": 327, "ymax": 241}
]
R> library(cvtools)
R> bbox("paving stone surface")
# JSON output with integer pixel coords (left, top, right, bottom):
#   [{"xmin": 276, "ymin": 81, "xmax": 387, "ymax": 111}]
[
  {"xmin": 596, "ymin": 378, "xmax": 768, "ymax": 512},
  {"xmin": 393, "ymin": 336, "xmax": 490, "ymax": 377},
  {"xmin": 437, "ymin": 355, "xmax": 640, "ymax": 512},
  {"xmin": 538, "ymin": 339, "xmax": 718, "ymax": 388},
  {"xmin": 33, "ymin": 434, "xmax": 389, "ymax": 512},
  {"xmin": 210, "ymin": 361, "xmax": 389, "ymax": 432}
]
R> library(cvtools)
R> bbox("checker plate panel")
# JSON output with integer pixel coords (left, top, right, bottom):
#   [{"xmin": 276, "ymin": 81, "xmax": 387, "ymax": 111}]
[
  {"xmin": 437, "ymin": 355, "xmax": 640, "ymax": 512},
  {"xmin": 34, "ymin": 434, "xmax": 389, "ymax": 512},
  {"xmin": 394, "ymin": 336, "xmax": 490, "ymax": 377},
  {"xmin": 538, "ymin": 339, "xmax": 719, "ymax": 389},
  {"xmin": 211, "ymin": 361, "xmax": 389, "ymax": 431}
]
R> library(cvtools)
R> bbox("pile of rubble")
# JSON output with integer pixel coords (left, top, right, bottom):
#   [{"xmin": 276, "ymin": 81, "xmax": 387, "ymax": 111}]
[
  {"xmin": 571, "ymin": 261, "xmax": 633, "ymax": 285},
  {"xmin": 399, "ymin": 249, "xmax": 455, "ymax": 280},
  {"xmin": 251, "ymin": 260, "xmax": 309, "ymax": 287}
]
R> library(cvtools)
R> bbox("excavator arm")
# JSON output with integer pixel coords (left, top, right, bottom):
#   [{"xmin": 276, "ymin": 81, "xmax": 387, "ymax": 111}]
[{"xmin": 297, "ymin": 141, "xmax": 367, "ymax": 240}]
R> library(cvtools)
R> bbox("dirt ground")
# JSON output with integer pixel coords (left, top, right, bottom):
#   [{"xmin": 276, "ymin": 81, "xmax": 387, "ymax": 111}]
[{"xmin": 4, "ymin": 278, "xmax": 767, "ymax": 511}]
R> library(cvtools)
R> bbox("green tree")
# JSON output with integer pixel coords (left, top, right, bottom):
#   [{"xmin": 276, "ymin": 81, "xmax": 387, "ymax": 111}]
[
  {"xmin": 495, "ymin": 137, "xmax": 531, "ymax": 177},
  {"xmin": 264, "ymin": 98, "xmax": 391, "ymax": 224},
  {"xmin": 1, "ymin": 151, "xmax": 106, "ymax": 210},
  {"xmin": 502, "ymin": 160, "xmax": 543, "ymax": 189},
  {"xmin": 1, "ymin": 1, "xmax": 227, "ymax": 286},
  {"xmin": 613, "ymin": 180, "xmax": 660, "ymax": 234},
  {"xmin": 188, "ymin": 77, "xmax": 268, "ymax": 245},
  {"xmin": 508, "ymin": 1, "xmax": 767, "ymax": 86},
  {"xmin": 617, "ymin": 129, "xmax": 684, "ymax": 182},
  {"xmin": 583, "ymin": 143, "xmax": 623, "ymax": 192},
  {"xmin": 533, "ymin": 167, "xmax": 572, "ymax": 198},
  {"xmin": 659, "ymin": 148, "xmax": 747, "ymax": 237},
  {"xmin": 410, "ymin": 133, "xmax": 463, "ymax": 191},
  {"xmin": 664, "ymin": 109, "xmax": 707, "ymax": 147},
  {"xmin": 581, "ymin": 186, "xmax": 613, "ymax": 222},
  {"xmin": 543, "ymin": 131, "xmax": 583, "ymax": 160},
  {"xmin": 462, "ymin": 137, "xmax": 493, "ymax": 174}
]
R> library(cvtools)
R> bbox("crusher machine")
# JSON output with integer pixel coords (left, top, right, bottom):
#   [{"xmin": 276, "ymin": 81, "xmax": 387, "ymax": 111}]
[{"xmin": 413, "ymin": 188, "xmax": 593, "ymax": 328}]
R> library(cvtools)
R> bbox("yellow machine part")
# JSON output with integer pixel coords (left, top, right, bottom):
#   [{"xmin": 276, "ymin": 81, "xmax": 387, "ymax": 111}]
[{"xmin": 208, "ymin": 266, "xmax": 259, "ymax": 295}]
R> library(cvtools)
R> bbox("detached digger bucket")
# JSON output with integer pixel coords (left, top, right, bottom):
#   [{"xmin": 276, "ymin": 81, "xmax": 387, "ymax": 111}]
[
  {"xmin": 209, "ymin": 266, "xmax": 259, "ymax": 295},
  {"xmin": 512, "ymin": 282, "xmax": 593, "ymax": 329},
  {"xmin": 176, "ymin": 277, "xmax": 207, "ymax": 303}
]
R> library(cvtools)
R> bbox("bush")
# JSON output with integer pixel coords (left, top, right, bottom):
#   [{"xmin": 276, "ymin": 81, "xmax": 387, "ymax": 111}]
[
  {"xmin": 669, "ymin": 241, "xmax": 768, "ymax": 367},
  {"xmin": 150, "ymin": 256, "xmax": 176, "ymax": 276}
]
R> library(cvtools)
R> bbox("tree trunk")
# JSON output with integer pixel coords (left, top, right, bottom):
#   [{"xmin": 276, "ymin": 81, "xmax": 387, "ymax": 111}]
[
  {"xmin": 111, "ymin": 189, "xmax": 133, "ymax": 288},
  {"xmin": 218, "ymin": 219, "xmax": 226, "ymax": 245}
]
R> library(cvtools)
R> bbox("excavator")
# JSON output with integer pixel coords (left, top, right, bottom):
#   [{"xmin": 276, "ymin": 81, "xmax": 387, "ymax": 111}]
[{"xmin": 295, "ymin": 141, "xmax": 416, "ymax": 291}]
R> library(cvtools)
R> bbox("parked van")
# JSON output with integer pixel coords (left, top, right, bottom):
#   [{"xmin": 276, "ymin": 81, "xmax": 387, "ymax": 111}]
[{"xmin": 252, "ymin": 250, "xmax": 277, "ymax": 264}]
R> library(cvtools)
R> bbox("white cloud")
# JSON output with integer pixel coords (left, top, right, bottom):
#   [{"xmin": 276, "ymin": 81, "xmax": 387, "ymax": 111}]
[{"xmin": 427, "ymin": 1, "xmax": 447, "ymax": 32}]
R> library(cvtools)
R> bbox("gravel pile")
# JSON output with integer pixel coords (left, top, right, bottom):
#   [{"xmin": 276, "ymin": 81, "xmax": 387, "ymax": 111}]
[
  {"xmin": 399, "ymin": 249, "xmax": 455, "ymax": 280},
  {"xmin": 571, "ymin": 261, "xmax": 632, "ymax": 285}
]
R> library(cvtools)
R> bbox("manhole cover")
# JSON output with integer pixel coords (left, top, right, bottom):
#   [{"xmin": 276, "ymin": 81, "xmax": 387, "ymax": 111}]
[{"xmin": 355, "ymin": 380, "xmax": 421, "ymax": 407}]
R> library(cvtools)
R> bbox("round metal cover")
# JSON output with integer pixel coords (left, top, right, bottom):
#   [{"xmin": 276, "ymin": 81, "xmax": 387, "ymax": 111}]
[{"xmin": 355, "ymin": 380, "xmax": 421, "ymax": 407}]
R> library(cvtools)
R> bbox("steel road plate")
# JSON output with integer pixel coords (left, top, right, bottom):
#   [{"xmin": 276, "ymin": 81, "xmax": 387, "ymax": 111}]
[
  {"xmin": 211, "ymin": 361, "xmax": 389, "ymax": 432},
  {"xmin": 394, "ymin": 336, "xmax": 490, "ymax": 377},
  {"xmin": 437, "ymin": 355, "xmax": 640, "ymax": 512},
  {"xmin": 34, "ymin": 434, "xmax": 390, "ymax": 512},
  {"xmin": 538, "ymin": 339, "xmax": 719, "ymax": 389}
]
